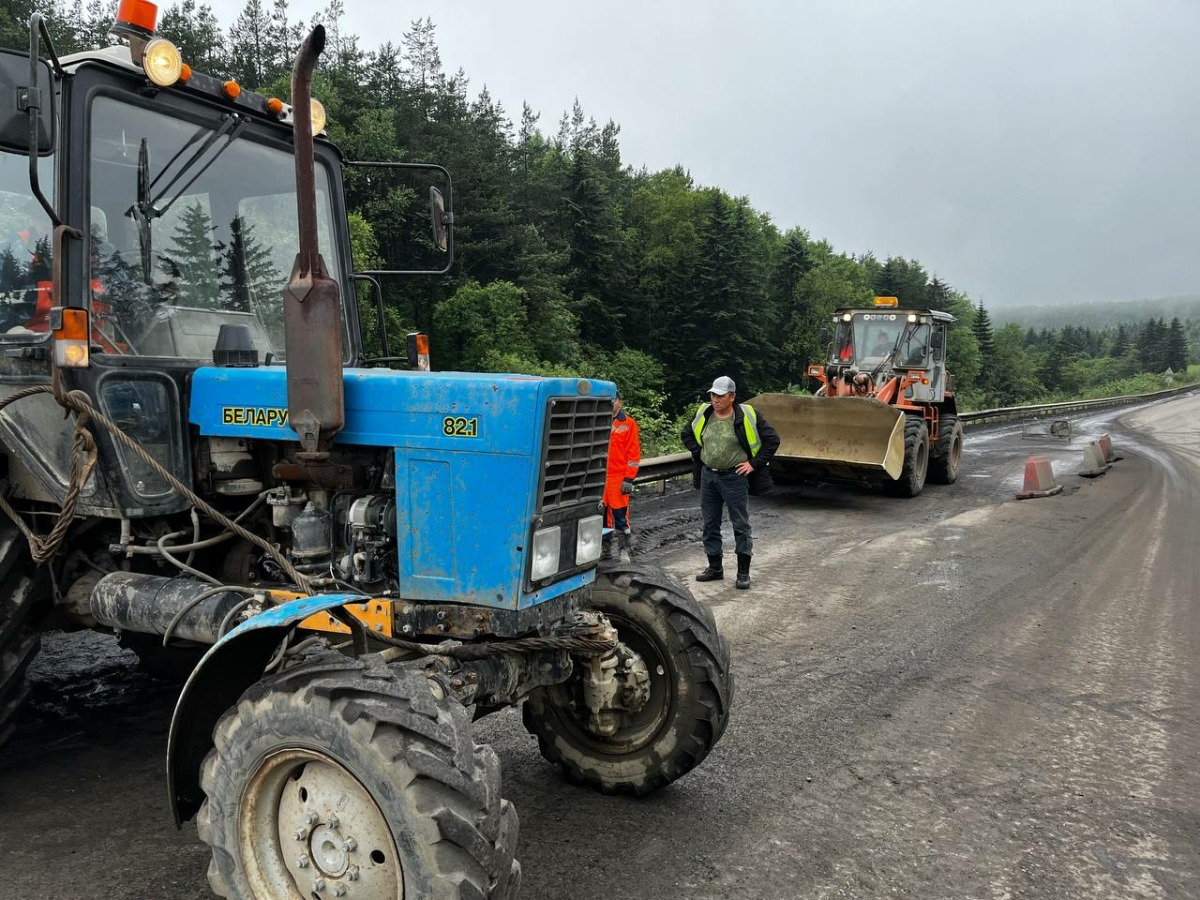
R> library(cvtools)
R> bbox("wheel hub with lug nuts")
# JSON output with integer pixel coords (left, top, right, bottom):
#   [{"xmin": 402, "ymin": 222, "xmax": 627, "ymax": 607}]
[{"xmin": 239, "ymin": 749, "xmax": 402, "ymax": 899}]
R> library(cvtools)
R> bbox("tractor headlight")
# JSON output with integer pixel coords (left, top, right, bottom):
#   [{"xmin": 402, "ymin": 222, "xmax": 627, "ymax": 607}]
[
  {"xmin": 575, "ymin": 515, "xmax": 603, "ymax": 565},
  {"xmin": 143, "ymin": 38, "xmax": 183, "ymax": 87},
  {"xmin": 530, "ymin": 526, "xmax": 561, "ymax": 581}
]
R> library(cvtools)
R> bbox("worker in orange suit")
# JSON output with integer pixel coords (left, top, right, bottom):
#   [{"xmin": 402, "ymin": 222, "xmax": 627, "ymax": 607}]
[{"xmin": 603, "ymin": 390, "xmax": 641, "ymax": 563}]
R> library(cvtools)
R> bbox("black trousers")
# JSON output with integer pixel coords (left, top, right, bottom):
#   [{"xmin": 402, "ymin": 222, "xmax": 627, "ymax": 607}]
[{"xmin": 700, "ymin": 467, "xmax": 752, "ymax": 557}]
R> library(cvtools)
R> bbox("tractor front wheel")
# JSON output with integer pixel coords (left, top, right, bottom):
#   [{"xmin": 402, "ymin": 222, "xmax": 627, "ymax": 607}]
[
  {"xmin": 523, "ymin": 564, "xmax": 733, "ymax": 794},
  {"xmin": 883, "ymin": 416, "xmax": 929, "ymax": 498},
  {"xmin": 198, "ymin": 651, "xmax": 520, "ymax": 900}
]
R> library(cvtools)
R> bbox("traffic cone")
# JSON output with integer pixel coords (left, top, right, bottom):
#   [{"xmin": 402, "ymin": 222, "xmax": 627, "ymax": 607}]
[
  {"xmin": 1015, "ymin": 455, "xmax": 1063, "ymax": 499},
  {"xmin": 1079, "ymin": 442, "xmax": 1110, "ymax": 478}
]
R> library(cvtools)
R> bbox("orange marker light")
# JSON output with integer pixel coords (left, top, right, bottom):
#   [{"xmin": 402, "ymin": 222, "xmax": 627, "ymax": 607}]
[
  {"xmin": 407, "ymin": 332, "xmax": 431, "ymax": 371},
  {"xmin": 266, "ymin": 97, "xmax": 285, "ymax": 116},
  {"xmin": 54, "ymin": 308, "xmax": 89, "ymax": 341},
  {"xmin": 51, "ymin": 308, "xmax": 91, "ymax": 368},
  {"xmin": 179, "ymin": 63, "xmax": 192, "ymax": 81},
  {"xmin": 115, "ymin": 0, "xmax": 159, "ymax": 33},
  {"xmin": 223, "ymin": 80, "xmax": 241, "ymax": 99}
]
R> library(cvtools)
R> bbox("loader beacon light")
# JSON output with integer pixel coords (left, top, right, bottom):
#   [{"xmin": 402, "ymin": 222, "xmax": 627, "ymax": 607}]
[
  {"xmin": 222, "ymin": 80, "xmax": 241, "ymax": 100},
  {"xmin": 142, "ymin": 38, "xmax": 183, "ymax": 86},
  {"xmin": 874, "ymin": 296, "xmax": 899, "ymax": 307},
  {"xmin": 50, "ymin": 308, "xmax": 90, "ymax": 368},
  {"xmin": 266, "ymin": 97, "xmax": 285, "ymax": 117},
  {"xmin": 309, "ymin": 99, "xmax": 327, "ymax": 134}
]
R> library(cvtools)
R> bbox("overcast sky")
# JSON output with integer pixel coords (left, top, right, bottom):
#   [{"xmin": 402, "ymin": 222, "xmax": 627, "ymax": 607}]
[{"xmin": 207, "ymin": 0, "xmax": 1200, "ymax": 307}]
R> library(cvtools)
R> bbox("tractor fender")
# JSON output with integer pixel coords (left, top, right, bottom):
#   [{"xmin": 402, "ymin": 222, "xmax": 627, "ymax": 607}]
[{"xmin": 166, "ymin": 592, "xmax": 361, "ymax": 826}]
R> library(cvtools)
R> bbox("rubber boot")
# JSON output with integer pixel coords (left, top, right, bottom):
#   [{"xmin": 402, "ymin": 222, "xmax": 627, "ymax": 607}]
[
  {"xmin": 695, "ymin": 554, "xmax": 724, "ymax": 582},
  {"xmin": 618, "ymin": 531, "xmax": 632, "ymax": 564},
  {"xmin": 735, "ymin": 553, "xmax": 751, "ymax": 590},
  {"xmin": 602, "ymin": 533, "xmax": 615, "ymax": 561}
]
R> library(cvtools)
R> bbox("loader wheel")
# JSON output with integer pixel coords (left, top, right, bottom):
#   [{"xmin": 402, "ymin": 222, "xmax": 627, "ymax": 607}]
[
  {"xmin": 0, "ymin": 529, "xmax": 48, "ymax": 751},
  {"xmin": 928, "ymin": 414, "xmax": 963, "ymax": 485},
  {"xmin": 523, "ymin": 563, "xmax": 733, "ymax": 794},
  {"xmin": 198, "ymin": 651, "xmax": 520, "ymax": 900},
  {"xmin": 883, "ymin": 416, "xmax": 929, "ymax": 498}
]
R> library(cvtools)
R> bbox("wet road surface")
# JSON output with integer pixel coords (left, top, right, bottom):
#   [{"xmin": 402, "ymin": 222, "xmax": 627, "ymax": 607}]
[{"xmin": 2, "ymin": 393, "xmax": 1198, "ymax": 899}]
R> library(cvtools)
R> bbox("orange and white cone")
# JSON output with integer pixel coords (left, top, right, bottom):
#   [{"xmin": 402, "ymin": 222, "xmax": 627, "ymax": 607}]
[{"xmin": 1015, "ymin": 455, "xmax": 1063, "ymax": 499}]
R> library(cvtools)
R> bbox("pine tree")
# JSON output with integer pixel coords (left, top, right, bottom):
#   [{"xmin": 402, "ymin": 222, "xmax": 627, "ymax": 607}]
[
  {"xmin": 926, "ymin": 276, "xmax": 952, "ymax": 309},
  {"xmin": 217, "ymin": 214, "xmax": 282, "ymax": 313},
  {"xmin": 162, "ymin": 201, "xmax": 219, "ymax": 306},
  {"xmin": 1166, "ymin": 317, "xmax": 1189, "ymax": 372},
  {"xmin": 973, "ymin": 300, "xmax": 995, "ymax": 357},
  {"xmin": 1138, "ymin": 318, "xmax": 1169, "ymax": 372},
  {"xmin": 972, "ymin": 299, "xmax": 996, "ymax": 393},
  {"xmin": 227, "ymin": 0, "xmax": 271, "ymax": 88},
  {"xmin": 564, "ymin": 149, "xmax": 620, "ymax": 347}
]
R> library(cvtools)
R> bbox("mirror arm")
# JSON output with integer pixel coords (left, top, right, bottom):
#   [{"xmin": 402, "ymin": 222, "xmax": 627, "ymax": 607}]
[
  {"xmin": 351, "ymin": 273, "xmax": 389, "ymax": 360},
  {"xmin": 26, "ymin": 14, "xmax": 67, "ymax": 229},
  {"xmin": 344, "ymin": 160, "xmax": 455, "ymax": 275}
]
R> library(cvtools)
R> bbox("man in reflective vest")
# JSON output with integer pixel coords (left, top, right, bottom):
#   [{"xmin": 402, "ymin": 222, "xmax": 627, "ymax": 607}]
[
  {"xmin": 603, "ymin": 390, "xmax": 641, "ymax": 563},
  {"xmin": 680, "ymin": 375, "xmax": 779, "ymax": 589}
]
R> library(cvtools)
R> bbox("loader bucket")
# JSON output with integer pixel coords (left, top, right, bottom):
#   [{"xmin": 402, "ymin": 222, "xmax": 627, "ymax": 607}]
[{"xmin": 747, "ymin": 393, "xmax": 906, "ymax": 484}]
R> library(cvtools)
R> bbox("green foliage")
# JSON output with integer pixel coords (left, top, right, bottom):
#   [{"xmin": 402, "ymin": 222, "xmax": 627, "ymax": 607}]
[
  {"xmin": 5, "ymin": 3, "xmax": 1193, "ymax": 420},
  {"xmin": 432, "ymin": 280, "xmax": 534, "ymax": 372}
]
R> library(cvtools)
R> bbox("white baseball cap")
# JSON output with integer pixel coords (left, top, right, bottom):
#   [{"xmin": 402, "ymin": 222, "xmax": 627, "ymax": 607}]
[{"xmin": 709, "ymin": 376, "xmax": 736, "ymax": 396}]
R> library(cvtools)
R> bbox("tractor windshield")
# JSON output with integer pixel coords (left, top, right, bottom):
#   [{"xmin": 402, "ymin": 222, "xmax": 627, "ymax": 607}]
[
  {"xmin": 0, "ymin": 150, "xmax": 54, "ymax": 337},
  {"xmin": 86, "ymin": 95, "xmax": 347, "ymax": 361}
]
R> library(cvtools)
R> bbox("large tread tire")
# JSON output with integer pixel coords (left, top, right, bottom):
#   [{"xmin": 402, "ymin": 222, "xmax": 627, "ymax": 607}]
[
  {"xmin": 928, "ymin": 414, "xmax": 963, "ymax": 485},
  {"xmin": 523, "ymin": 563, "xmax": 733, "ymax": 795},
  {"xmin": 0, "ymin": 525, "xmax": 47, "ymax": 751},
  {"xmin": 198, "ymin": 651, "xmax": 520, "ymax": 900},
  {"xmin": 883, "ymin": 417, "xmax": 929, "ymax": 498}
]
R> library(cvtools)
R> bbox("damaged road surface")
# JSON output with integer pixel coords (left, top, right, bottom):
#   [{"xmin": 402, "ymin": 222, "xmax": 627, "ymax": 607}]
[{"xmin": 3, "ymin": 392, "xmax": 1199, "ymax": 899}]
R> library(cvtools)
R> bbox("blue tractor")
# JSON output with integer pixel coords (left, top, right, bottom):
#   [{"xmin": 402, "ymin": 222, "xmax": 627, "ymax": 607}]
[{"xmin": 0, "ymin": 7, "xmax": 732, "ymax": 898}]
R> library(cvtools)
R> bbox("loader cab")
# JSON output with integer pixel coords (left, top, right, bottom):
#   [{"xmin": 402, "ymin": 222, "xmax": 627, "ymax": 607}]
[{"xmin": 828, "ymin": 307, "xmax": 955, "ymax": 401}]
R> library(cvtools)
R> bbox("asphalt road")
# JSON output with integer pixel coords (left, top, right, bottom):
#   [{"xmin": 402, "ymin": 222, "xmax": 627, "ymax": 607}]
[{"xmin": 1, "ymin": 392, "xmax": 1198, "ymax": 899}]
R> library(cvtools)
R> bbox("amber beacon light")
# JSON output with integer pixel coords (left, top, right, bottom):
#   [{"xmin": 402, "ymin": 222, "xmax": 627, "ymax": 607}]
[{"xmin": 112, "ymin": 0, "xmax": 159, "ymax": 39}]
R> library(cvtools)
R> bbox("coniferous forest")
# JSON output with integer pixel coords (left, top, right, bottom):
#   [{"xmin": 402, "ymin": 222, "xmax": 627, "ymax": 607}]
[{"xmin": 2, "ymin": 0, "xmax": 1196, "ymax": 452}]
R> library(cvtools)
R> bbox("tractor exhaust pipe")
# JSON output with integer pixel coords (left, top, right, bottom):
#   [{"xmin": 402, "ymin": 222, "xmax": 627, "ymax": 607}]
[{"xmin": 284, "ymin": 25, "xmax": 344, "ymax": 458}]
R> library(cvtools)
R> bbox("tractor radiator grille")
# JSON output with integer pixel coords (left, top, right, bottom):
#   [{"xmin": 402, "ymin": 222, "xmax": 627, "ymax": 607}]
[{"xmin": 538, "ymin": 397, "xmax": 610, "ymax": 511}]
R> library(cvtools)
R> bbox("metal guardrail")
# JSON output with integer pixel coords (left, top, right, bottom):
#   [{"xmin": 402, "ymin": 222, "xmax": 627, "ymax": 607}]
[{"xmin": 632, "ymin": 382, "xmax": 1199, "ymax": 485}]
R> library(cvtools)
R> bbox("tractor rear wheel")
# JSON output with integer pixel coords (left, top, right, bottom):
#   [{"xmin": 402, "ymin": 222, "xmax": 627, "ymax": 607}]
[
  {"xmin": 883, "ymin": 416, "xmax": 929, "ymax": 498},
  {"xmin": 928, "ymin": 414, "xmax": 963, "ymax": 485},
  {"xmin": 523, "ymin": 563, "xmax": 733, "ymax": 794},
  {"xmin": 198, "ymin": 651, "xmax": 520, "ymax": 900},
  {"xmin": 0, "ymin": 525, "xmax": 46, "ymax": 751}
]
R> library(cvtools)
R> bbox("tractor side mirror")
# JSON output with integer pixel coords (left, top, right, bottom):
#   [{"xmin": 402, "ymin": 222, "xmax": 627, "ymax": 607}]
[{"xmin": 0, "ymin": 49, "xmax": 54, "ymax": 154}]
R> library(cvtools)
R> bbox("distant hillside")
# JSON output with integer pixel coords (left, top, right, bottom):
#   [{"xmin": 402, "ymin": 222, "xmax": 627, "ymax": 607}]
[{"xmin": 993, "ymin": 295, "xmax": 1200, "ymax": 331}]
